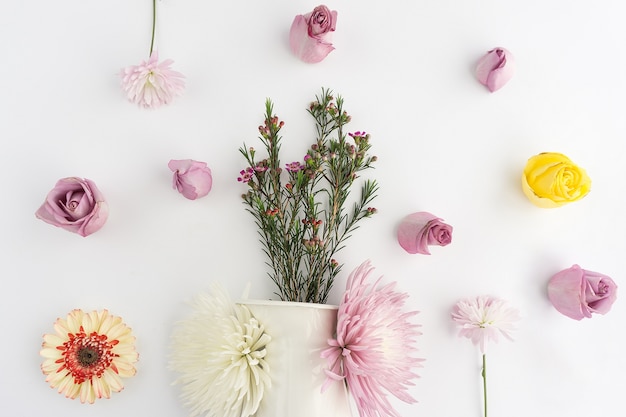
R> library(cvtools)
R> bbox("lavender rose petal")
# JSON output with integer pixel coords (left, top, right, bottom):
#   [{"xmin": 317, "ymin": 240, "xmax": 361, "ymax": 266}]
[{"xmin": 168, "ymin": 159, "xmax": 213, "ymax": 200}]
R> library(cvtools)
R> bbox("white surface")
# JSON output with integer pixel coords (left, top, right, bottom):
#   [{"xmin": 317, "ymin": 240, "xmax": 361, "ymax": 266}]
[{"xmin": 1, "ymin": 1, "xmax": 625, "ymax": 416}]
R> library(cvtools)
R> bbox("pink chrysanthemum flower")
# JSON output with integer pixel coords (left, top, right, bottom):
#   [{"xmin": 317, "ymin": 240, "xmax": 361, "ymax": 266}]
[
  {"xmin": 40, "ymin": 309, "xmax": 138, "ymax": 404},
  {"xmin": 120, "ymin": 51, "xmax": 185, "ymax": 108},
  {"xmin": 321, "ymin": 260, "xmax": 423, "ymax": 417},
  {"xmin": 451, "ymin": 296, "xmax": 519, "ymax": 417},
  {"xmin": 451, "ymin": 295, "xmax": 520, "ymax": 353}
]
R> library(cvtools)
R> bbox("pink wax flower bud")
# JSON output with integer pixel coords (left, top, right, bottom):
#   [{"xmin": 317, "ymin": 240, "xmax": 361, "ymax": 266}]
[
  {"xmin": 397, "ymin": 211, "xmax": 453, "ymax": 255},
  {"xmin": 168, "ymin": 159, "xmax": 213, "ymax": 200},
  {"xmin": 289, "ymin": 5, "xmax": 338, "ymax": 63},
  {"xmin": 475, "ymin": 47, "xmax": 515, "ymax": 92},
  {"xmin": 35, "ymin": 177, "xmax": 109, "ymax": 237},
  {"xmin": 548, "ymin": 264, "xmax": 618, "ymax": 320}
]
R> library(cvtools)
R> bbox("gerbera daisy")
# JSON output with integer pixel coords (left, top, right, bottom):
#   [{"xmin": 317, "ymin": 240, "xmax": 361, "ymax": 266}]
[
  {"xmin": 169, "ymin": 284, "xmax": 271, "ymax": 417},
  {"xmin": 321, "ymin": 260, "xmax": 424, "ymax": 417},
  {"xmin": 40, "ymin": 309, "xmax": 138, "ymax": 404},
  {"xmin": 451, "ymin": 295, "xmax": 520, "ymax": 417}
]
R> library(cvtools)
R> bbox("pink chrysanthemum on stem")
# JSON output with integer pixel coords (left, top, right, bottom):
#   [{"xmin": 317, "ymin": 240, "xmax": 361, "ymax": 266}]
[
  {"xmin": 120, "ymin": 0, "xmax": 185, "ymax": 108},
  {"xmin": 321, "ymin": 261, "xmax": 424, "ymax": 417},
  {"xmin": 451, "ymin": 295, "xmax": 520, "ymax": 417}
]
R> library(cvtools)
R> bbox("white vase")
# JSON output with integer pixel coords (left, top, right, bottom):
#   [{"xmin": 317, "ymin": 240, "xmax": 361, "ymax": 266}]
[{"xmin": 238, "ymin": 300, "xmax": 352, "ymax": 417}]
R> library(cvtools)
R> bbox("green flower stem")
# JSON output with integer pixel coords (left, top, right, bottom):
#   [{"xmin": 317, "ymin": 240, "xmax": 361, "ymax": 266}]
[
  {"xmin": 482, "ymin": 353, "xmax": 488, "ymax": 417},
  {"xmin": 149, "ymin": 0, "xmax": 156, "ymax": 56}
]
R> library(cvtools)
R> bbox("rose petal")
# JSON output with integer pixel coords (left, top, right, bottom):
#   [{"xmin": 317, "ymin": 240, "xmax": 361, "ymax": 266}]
[
  {"xmin": 289, "ymin": 13, "xmax": 335, "ymax": 63},
  {"xmin": 168, "ymin": 159, "xmax": 213, "ymax": 200},
  {"xmin": 547, "ymin": 265, "xmax": 587, "ymax": 320},
  {"xmin": 583, "ymin": 272, "xmax": 618, "ymax": 315}
]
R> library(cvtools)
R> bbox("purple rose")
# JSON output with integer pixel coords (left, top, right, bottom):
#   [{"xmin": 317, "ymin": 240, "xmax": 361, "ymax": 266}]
[
  {"xmin": 397, "ymin": 212, "xmax": 453, "ymax": 255},
  {"xmin": 35, "ymin": 177, "xmax": 108, "ymax": 237},
  {"xmin": 289, "ymin": 5, "xmax": 338, "ymax": 63},
  {"xmin": 548, "ymin": 264, "xmax": 618, "ymax": 320},
  {"xmin": 168, "ymin": 159, "xmax": 213, "ymax": 200},
  {"xmin": 475, "ymin": 47, "xmax": 515, "ymax": 92}
]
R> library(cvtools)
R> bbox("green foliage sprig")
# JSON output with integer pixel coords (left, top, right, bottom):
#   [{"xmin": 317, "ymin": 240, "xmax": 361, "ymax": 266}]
[{"xmin": 238, "ymin": 88, "xmax": 378, "ymax": 303}]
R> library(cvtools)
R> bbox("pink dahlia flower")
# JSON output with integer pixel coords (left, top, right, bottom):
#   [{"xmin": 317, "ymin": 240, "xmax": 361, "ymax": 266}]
[
  {"xmin": 120, "ymin": 51, "xmax": 185, "ymax": 108},
  {"xmin": 322, "ymin": 261, "xmax": 423, "ymax": 417},
  {"xmin": 451, "ymin": 295, "xmax": 520, "ymax": 353}
]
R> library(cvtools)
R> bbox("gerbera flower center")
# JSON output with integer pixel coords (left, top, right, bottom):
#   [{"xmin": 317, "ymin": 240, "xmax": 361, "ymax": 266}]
[
  {"xmin": 60, "ymin": 326, "xmax": 119, "ymax": 383},
  {"xmin": 78, "ymin": 347, "xmax": 99, "ymax": 366}
]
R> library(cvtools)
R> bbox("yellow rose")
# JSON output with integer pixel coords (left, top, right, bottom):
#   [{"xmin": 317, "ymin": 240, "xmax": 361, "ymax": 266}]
[{"xmin": 521, "ymin": 152, "xmax": 591, "ymax": 208}]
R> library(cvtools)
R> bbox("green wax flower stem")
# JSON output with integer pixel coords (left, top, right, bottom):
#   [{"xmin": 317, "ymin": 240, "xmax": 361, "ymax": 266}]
[
  {"xmin": 149, "ymin": 0, "xmax": 156, "ymax": 56},
  {"xmin": 482, "ymin": 353, "xmax": 488, "ymax": 417}
]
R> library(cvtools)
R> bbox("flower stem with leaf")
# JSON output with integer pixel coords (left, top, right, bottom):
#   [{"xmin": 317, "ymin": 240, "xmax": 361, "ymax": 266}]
[{"xmin": 482, "ymin": 353, "xmax": 488, "ymax": 417}]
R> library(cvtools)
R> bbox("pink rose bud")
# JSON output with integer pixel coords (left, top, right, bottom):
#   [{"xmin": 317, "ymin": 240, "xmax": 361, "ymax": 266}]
[
  {"xmin": 475, "ymin": 47, "xmax": 515, "ymax": 92},
  {"xmin": 548, "ymin": 264, "xmax": 618, "ymax": 320},
  {"xmin": 397, "ymin": 211, "xmax": 453, "ymax": 255},
  {"xmin": 168, "ymin": 159, "xmax": 213, "ymax": 200},
  {"xmin": 289, "ymin": 5, "xmax": 338, "ymax": 63},
  {"xmin": 35, "ymin": 177, "xmax": 108, "ymax": 237}
]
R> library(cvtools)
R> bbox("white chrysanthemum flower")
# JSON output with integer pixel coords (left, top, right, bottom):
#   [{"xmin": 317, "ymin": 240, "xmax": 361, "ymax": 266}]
[{"xmin": 170, "ymin": 284, "xmax": 271, "ymax": 417}]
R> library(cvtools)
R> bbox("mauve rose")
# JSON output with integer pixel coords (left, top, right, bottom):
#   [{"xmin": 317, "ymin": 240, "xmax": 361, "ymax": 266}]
[
  {"xmin": 168, "ymin": 159, "xmax": 213, "ymax": 200},
  {"xmin": 548, "ymin": 264, "xmax": 618, "ymax": 320},
  {"xmin": 397, "ymin": 212, "xmax": 453, "ymax": 255},
  {"xmin": 35, "ymin": 177, "xmax": 108, "ymax": 237},
  {"xmin": 289, "ymin": 5, "xmax": 337, "ymax": 63},
  {"xmin": 475, "ymin": 47, "xmax": 515, "ymax": 92}
]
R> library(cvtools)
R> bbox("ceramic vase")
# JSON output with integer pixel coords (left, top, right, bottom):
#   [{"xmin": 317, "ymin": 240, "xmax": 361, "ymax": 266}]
[{"xmin": 238, "ymin": 300, "xmax": 352, "ymax": 417}]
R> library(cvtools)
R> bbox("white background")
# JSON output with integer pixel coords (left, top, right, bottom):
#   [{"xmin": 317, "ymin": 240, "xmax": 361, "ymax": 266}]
[{"xmin": 1, "ymin": 1, "xmax": 625, "ymax": 416}]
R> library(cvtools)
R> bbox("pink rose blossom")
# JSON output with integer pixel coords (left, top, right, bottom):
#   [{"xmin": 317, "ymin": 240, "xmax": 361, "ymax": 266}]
[
  {"xmin": 289, "ymin": 5, "xmax": 337, "ymax": 63},
  {"xmin": 475, "ymin": 47, "xmax": 515, "ymax": 92},
  {"xmin": 548, "ymin": 264, "xmax": 618, "ymax": 320},
  {"xmin": 168, "ymin": 159, "xmax": 213, "ymax": 200},
  {"xmin": 35, "ymin": 177, "xmax": 108, "ymax": 237},
  {"xmin": 322, "ymin": 261, "xmax": 423, "ymax": 417},
  {"xmin": 397, "ymin": 211, "xmax": 453, "ymax": 255},
  {"xmin": 121, "ymin": 51, "xmax": 185, "ymax": 108},
  {"xmin": 451, "ymin": 295, "xmax": 520, "ymax": 353}
]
